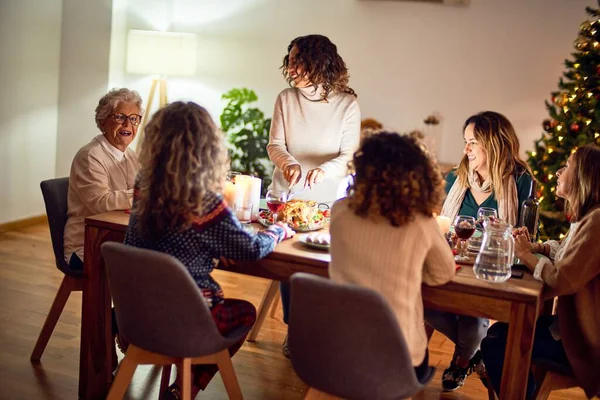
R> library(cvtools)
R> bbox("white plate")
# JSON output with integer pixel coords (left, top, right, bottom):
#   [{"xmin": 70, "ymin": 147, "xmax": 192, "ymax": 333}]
[{"xmin": 298, "ymin": 234, "xmax": 330, "ymax": 251}]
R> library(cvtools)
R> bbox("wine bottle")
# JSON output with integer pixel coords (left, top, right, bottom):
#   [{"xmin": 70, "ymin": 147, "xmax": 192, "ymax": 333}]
[{"xmin": 519, "ymin": 180, "xmax": 539, "ymax": 242}]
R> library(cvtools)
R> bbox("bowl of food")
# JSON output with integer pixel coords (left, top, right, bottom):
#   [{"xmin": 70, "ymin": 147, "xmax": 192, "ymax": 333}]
[{"xmin": 258, "ymin": 200, "xmax": 330, "ymax": 231}]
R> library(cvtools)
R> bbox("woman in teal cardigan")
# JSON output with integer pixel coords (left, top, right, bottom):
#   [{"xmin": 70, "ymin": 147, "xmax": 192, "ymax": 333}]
[{"xmin": 426, "ymin": 111, "xmax": 534, "ymax": 392}]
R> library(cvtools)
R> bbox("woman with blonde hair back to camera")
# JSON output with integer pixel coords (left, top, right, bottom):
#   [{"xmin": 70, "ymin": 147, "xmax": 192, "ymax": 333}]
[
  {"xmin": 425, "ymin": 111, "xmax": 534, "ymax": 391},
  {"xmin": 124, "ymin": 101, "xmax": 294, "ymax": 399}
]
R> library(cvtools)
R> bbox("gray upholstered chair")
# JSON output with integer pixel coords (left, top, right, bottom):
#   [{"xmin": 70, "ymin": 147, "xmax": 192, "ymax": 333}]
[
  {"xmin": 101, "ymin": 242, "xmax": 248, "ymax": 400},
  {"xmin": 288, "ymin": 273, "xmax": 434, "ymax": 400},
  {"xmin": 30, "ymin": 177, "xmax": 84, "ymax": 361}
]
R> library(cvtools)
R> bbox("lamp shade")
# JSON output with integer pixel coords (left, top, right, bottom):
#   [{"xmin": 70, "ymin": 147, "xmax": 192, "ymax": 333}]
[{"xmin": 126, "ymin": 30, "xmax": 197, "ymax": 76}]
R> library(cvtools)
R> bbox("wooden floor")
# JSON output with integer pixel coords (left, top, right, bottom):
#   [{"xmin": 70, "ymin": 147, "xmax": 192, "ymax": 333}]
[{"xmin": 0, "ymin": 223, "xmax": 589, "ymax": 400}]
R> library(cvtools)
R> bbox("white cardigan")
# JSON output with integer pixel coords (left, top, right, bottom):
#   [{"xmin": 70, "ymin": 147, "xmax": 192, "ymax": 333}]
[
  {"xmin": 267, "ymin": 86, "xmax": 360, "ymax": 204},
  {"xmin": 64, "ymin": 135, "xmax": 139, "ymax": 261}
]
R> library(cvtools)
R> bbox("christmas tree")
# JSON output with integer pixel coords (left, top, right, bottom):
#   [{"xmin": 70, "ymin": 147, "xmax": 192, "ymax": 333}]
[{"xmin": 527, "ymin": 6, "xmax": 600, "ymax": 240}]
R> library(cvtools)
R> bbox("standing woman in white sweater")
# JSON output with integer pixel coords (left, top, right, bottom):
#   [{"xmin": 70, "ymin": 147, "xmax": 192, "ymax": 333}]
[
  {"xmin": 267, "ymin": 34, "xmax": 361, "ymax": 203},
  {"xmin": 267, "ymin": 34, "xmax": 361, "ymax": 356}
]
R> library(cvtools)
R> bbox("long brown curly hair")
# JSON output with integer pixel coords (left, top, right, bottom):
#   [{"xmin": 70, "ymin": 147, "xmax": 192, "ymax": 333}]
[
  {"xmin": 281, "ymin": 34, "xmax": 356, "ymax": 101},
  {"xmin": 135, "ymin": 102, "xmax": 228, "ymax": 237},
  {"xmin": 565, "ymin": 144, "xmax": 600, "ymax": 221},
  {"xmin": 456, "ymin": 111, "xmax": 533, "ymax": 200},
  {"xmin": 347, "ymin": 132, "xmax": 445, "ymax": 226}
]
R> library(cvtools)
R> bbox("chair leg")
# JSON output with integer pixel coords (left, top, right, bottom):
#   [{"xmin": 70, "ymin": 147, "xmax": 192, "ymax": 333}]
[
  {"xmin": 247, "ymin": 280, "xmax": 280, "ymax": 342},
  {"xmin": 216, "ymin": 349, "xmax": 243, "ymax": 400},
  {"xmin": 535, "ymin": 373, "xmax": 553, "ymax": 400},
  {"xmin": 30, "ymin": 275, "xmax": 81, "ymax": 361},
  {"xmin": 269, "ymin": 288, "xmax": 280, "ymax": 318},
  {"xmin": 159, "ymin": 364, "xmax": 173, "ymax": 397},
  {"xmin": 535, "ymin": 371, "xmax": 578, "ymax": 400},
  {"xmin": 304, "ymin": 387, "xmax": 342, "ymax": 400},
  {"xmin": 180, "ymin": 358, "xmax": 192, "ymax": 400},
  {"xmin": 106, "ymin": 346, "xmax": 140, "ymax": 400}
]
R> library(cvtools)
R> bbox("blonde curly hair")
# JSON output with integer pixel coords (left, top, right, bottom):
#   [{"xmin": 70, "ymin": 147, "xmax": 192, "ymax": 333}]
[{"xmin": 135, "ymin": 102, "xmax": 228, "ymax": 237}]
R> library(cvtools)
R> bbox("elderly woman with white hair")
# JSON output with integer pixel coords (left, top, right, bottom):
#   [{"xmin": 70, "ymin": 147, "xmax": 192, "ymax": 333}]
[{"xmin": 63, "ymin": 88, "xmax": 143, "ymax": 270}]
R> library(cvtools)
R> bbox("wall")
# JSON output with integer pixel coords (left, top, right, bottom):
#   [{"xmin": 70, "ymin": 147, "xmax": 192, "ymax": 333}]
[
  {"xmin": 115, "ymin": 0, "xmax": 595, "ymax": 164},
  {"xmin": 55, "ymin": 0, "xmax": 113, "ymax": 178},
  {"xmin": 0, "ymin": 0, "xmax": 63, "ymax": 223}
]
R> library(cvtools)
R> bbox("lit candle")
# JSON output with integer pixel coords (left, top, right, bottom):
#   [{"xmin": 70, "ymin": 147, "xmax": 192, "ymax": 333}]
[
  {"xmin": 233, "ymin": 175, "xmax": 262, "ymax": 221},
  {"xmin": 435, "ymin": 215, "xmax": 451, "ymax": 235},
  {"xmin": 223, "ymin": 181, "xmax": 236, "ymax": 207}
]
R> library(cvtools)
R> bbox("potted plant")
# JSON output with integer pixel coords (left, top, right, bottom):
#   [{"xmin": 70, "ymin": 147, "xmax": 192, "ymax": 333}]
[{"xmin": 220, "ymin": 88, "xmax": 272, "ymax": 194}]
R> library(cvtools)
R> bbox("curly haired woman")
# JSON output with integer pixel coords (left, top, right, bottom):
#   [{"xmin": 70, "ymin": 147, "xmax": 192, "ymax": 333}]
[
  {"xmin": 267, "ymin": 34, "xmax": 361, "ymax": 202},
  {"xmin": 329, "ymin": 132, "xmax": 456, "ymax": 377},
  {"xmin": 268, "ymin": 34, "xmax": 361, "ymax": 356},
  {"xmin": 124, "ymin": 102, "xmax": 294, "ymax": 399},
  {"xmin": 425, "ymin": 111, "xmax": 534, "ymax": 392}
]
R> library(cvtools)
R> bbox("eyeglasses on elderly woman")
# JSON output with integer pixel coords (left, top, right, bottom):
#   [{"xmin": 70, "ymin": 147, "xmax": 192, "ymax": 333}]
[{"xmin": 112, "ymin": 113, "xmax": 142, "ymax": 126}]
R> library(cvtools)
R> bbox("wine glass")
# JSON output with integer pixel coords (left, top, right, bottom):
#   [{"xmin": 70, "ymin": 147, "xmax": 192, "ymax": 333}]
[
  {"xmin": 453, "ymin": 215, "xmax": 477, "ymax": 262},
  {"xmin": 266, "ymin": 189, "xmax": 287, "ymax": 225},
  {"xmin": 477, "ymin": 207, "xmax": 498, "ymax": 229}
]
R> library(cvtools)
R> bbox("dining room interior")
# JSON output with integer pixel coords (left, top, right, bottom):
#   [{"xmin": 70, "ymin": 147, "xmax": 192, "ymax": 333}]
[{"xmin": 0, "ymin": 0, "xmax": 598, "ymax": 399}]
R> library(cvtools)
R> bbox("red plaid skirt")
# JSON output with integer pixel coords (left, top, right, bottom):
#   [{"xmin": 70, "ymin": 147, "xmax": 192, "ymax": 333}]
[{"xmin": 193, "ymin": 299, "xmax": 256, "ymax": 389}]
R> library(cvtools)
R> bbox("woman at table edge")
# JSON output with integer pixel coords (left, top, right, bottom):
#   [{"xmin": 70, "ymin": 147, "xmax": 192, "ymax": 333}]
[
  {"xmin": 482, "ymin": 143, "xmax": 600, "ymax": 399},
  {"xmin": 425, "ymin": 111, "xmax": 534, "ymax": 392}
]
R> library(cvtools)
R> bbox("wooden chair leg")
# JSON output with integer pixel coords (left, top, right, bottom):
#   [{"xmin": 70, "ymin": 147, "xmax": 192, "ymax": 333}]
[
  {"xmin": 269, "ymin": 288, "xmax": 280, "ymax": 318},
  {"xmin": 106, "ymin": 346, "xmax": 140, "ymax": 400},
  {"xmin": 180, "ymin": 358, "xmax": 192, "ymax": 400},
  {"xmin": 30, "ymin": 275, "xmax": 81, "ymax": 361},
  {"xmin": 216, "ymin": 349, "xmax": 243, "ymax": 400},
  {"xmin": 304, "ymin": 387, "xmax": 342, "ymax": 400},
  {"xmin": 535, "ymin": 373, "xmax": 553, "ymax": 400},
  {"xmin": 247, "ymin": 280, "xmax": 280, "ymax": 341},
  {"xmin": 159, "ymin": 364, "xmax": 173, "ymax": 397}
]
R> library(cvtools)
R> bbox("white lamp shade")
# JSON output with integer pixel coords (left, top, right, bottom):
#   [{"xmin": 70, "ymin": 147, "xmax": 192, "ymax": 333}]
[{"xmin": 126, "ymin": 30, "xmax": 197, "ymax": 76}]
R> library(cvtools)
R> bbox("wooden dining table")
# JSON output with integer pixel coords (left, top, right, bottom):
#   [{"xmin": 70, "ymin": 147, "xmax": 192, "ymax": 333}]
[{"xmin": 78, "ymin": 211, "xmax": 544, "ymax": 400}]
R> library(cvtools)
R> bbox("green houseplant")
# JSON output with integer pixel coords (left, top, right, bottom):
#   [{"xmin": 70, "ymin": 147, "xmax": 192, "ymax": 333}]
[{"xmin": 220, "ymin": 88, "xmax": 273, "ymax": 193}]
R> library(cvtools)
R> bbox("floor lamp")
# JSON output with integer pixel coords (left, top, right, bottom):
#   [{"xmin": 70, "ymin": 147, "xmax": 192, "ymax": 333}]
[{"xmin": 125, "ymin": 30, "xmax": 198, "ymax": 151}]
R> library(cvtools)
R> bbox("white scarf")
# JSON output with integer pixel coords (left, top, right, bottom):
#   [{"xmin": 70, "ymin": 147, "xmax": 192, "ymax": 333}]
[{"xmin": 441, "ymin": 170, "xmax": 519, "ymax": 226}]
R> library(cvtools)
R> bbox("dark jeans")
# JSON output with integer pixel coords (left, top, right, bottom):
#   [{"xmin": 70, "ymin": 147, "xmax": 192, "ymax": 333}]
[
  {"xmin": 280, "ymin": 281, "xmax": 291, "ymax": 325},
  {"xmin": 481, "ymin": 315, "xmax": 570, "ymax": 399},
  {"xmin": 69, "ymin": 252, "xmax": 84, "ymax": 270}
]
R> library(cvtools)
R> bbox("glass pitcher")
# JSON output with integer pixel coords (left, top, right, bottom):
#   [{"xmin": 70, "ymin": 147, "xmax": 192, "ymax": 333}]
[{"xmin": 473, "ymin": 220, "xmax": 514, "ymax": 283}]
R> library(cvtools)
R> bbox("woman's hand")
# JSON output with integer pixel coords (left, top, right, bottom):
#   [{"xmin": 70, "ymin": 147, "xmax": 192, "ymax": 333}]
[
  {"xmin": 304, "ymin": 168, "xmax": 325, "ymax": 188},
  {"xmin": 514, "ymin": 232, "xmax": 533, "ymax": 259},
  {"xmin": 284, "ymin": 164, "xmax": 302, "ymax": 186},
  {"xmin": 275, "ymin": 222, "xmax": 295, "ymax": 240}
]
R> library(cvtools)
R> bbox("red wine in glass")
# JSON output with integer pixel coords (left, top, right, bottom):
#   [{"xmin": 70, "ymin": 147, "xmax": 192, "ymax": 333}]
[
  {"xmin": 266, "ymin": 189, "xmax": 287, "ymax": 224},
  {"xmin": 455, "ymin": 226, "xmax": 476, "ymax": 239},
  {"xmin": 267, "ymin": 200, "xmax": 285, "ymax": 213},
  {"xmin": 453, "ymin": 215, "xmax": 476, "ymax": 262}
]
